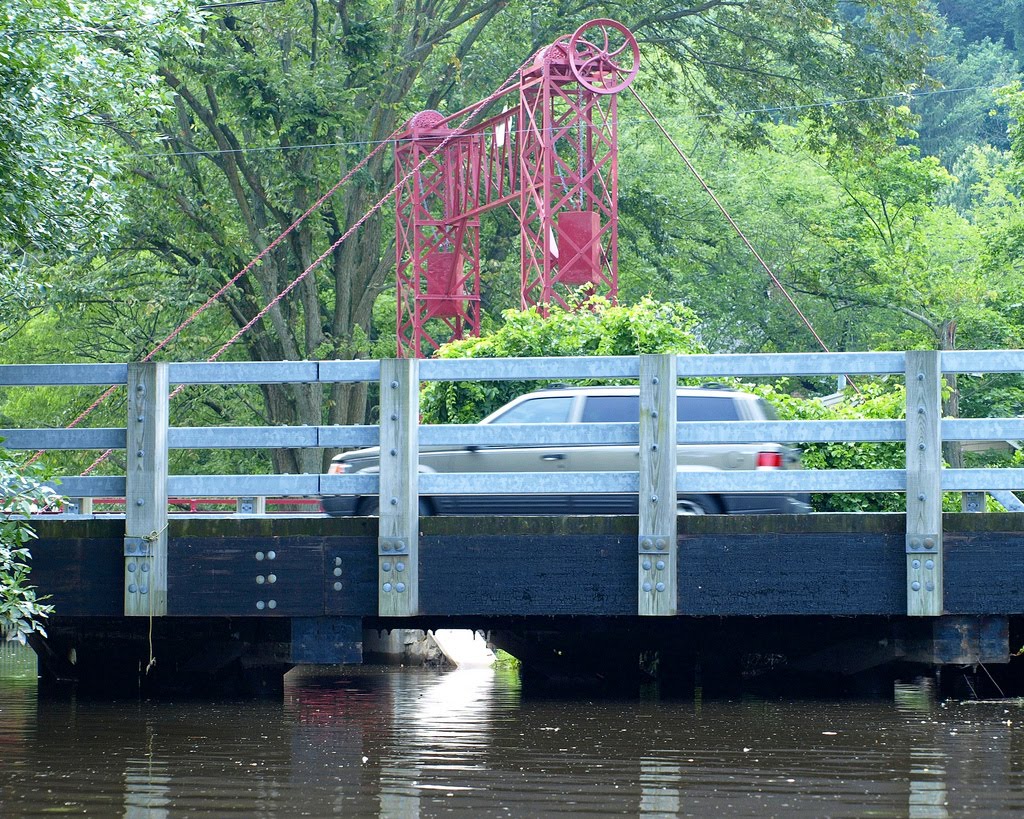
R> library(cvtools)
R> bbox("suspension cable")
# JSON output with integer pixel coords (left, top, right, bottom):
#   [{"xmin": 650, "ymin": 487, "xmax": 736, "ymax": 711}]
[
  {"xmin": 81, "ymin": 61, "xmax": 532, "ymax": 475},
  {"xmin": 24, "ymin": 126, "xmax": 402, "ymax": 469},
  {"xmin": 629, "ymin": 88, "xmax": 860, "ymax": 393}
]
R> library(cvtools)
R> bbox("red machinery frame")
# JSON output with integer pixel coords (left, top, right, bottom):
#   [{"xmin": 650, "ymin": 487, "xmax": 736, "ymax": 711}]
[{"xmin": 395, "ymin": 19, "xmax": 639, "ymax": 357}]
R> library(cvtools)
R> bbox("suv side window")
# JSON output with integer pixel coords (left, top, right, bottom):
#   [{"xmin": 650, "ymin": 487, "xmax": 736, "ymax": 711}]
[
  {"xmin": 580, "ymin": 395, "xmax": 638, "ymax": 422},
  {"xmin": 678, "ymin": 394, "xmax": 740, "ymax": 421},
  {"xmin": 489, "ymin": 396, "xmax": 575, "ymax": 424},
  {"xmin": 580, "ymin": 393, "xmax": 743, "ymax": 422}
]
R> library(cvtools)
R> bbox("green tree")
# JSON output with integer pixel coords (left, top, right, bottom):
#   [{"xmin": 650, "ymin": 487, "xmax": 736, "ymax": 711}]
[
  {"xmin": 0, "ymin": 0, "xmax": 198, "ymax": 340},
  {"xmin": 0, "ymin": 450, "xmax": 56, "ymax": 643},
  {"xmin": 420, "ymin": 297, "xmax": 706, "ymax": 424},
  {"xmin": 31, "ymin": 0, "xmax": 935, "ymax": 475}
]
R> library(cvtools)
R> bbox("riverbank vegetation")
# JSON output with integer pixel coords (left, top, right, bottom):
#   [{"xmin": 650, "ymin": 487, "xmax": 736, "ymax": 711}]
[{"xmin": 0, "ymin": 450, "xmax": 55, "ymax": 642}]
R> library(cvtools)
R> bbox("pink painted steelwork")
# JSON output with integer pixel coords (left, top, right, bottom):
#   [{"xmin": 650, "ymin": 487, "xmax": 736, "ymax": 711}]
[{"xmin": 394, "ymin": 20, "xmax": 638, "ymax": 356}]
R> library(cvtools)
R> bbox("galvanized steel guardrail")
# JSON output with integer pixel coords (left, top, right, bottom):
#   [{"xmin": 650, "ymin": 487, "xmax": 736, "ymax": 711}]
[
  {"xmin": 4, "ymin": 349, "xmax": 1023, "ymax": 619},
  {"xmin": 2, "ymin": 350, "xmax": 1024, "ymax": 500}
]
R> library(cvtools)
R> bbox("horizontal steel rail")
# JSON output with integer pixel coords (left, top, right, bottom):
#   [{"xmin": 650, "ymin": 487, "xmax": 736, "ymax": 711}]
[
  {"xmin": 7, "ymin": 350, "xmax": 1024, "ymax": 503},
  {"xmin": 8, "ymin": 416, "xmax": 1022, "ymax": 453}
]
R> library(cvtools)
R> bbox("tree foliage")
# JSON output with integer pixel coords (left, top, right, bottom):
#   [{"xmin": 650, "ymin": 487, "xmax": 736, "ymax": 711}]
[
  {"xmin": 0, "ymin": 0, "xmax": 199, "ymax": 339},
  {"xmin": 0, "ymin": 449, "xmax": 57, "ymax": 643},
  {"xmin": 420, "ymin": 297, "xmax": 706, "ymax": 424},
  {"xmin": 21, "ymin": 0, "xmax": 936, "ymax": 473}
]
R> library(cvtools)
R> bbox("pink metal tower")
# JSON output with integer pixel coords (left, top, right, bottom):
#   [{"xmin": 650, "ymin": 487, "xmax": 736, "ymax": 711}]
[{"xmin": 394, "ymin": 20, "xmax": 639, "ymax": 357}]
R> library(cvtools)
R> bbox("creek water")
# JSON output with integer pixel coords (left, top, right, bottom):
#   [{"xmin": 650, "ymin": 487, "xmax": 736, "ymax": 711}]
[{"xmin": 2, "ymin": 644, "xmax": 1024, "ymax": 817}]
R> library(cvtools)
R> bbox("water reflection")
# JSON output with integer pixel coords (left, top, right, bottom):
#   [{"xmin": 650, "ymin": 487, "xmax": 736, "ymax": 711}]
[{"xmin": 1, "ymin": 646, "xmax": 1024, "ymax": 816}]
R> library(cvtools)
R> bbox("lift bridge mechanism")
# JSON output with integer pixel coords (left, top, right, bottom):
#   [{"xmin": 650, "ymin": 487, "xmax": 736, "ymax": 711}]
[{"xmin": 395, "ymin": 19, "xmax": 640, "ymax": 357}]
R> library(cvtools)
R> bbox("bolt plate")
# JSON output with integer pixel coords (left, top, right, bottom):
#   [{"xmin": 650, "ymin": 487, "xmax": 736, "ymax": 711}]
[
  {"xmin": 906, "ymin": 533, "xmax": 941, "ymax": 554},
  {"xmin": 123, "ymin": 537, "xmax": 151, "ymax": 556},
  {"xmin": 378, "ymin": 538, "xmax": 410, "ymax": 556}
]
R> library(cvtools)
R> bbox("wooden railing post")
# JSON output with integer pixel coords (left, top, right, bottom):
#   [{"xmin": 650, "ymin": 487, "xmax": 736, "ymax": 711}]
[
  {"xmin": 905, "ymin": 350, "xmax": 943, "ymax": 617},
  {"xmin": 378, "ymin": 358, "xmax": 419, "ymax": 617},
  {"xmin": 125, "ymin": 362, "xmax": 169, "ymax": 617},
  {"xmin": 638, "ymin": 354, "xmax": 678, "ymax": 616}
]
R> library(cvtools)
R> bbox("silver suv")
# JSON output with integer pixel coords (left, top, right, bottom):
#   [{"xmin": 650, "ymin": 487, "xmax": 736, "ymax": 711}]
[{"xmin": 321, "ymin": 385, "xmax": 810, "ymax": 516}]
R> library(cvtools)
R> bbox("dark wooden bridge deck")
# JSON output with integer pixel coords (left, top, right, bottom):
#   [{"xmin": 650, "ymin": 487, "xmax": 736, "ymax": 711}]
[{"xmin": 32, "ymin": 513, "xmax": 1024, "ymax": 619}]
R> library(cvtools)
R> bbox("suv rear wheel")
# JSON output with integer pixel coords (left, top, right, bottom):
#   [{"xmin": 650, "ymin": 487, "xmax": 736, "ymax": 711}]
[{"xmin": 677, "ymin": 497, "xmax": 717, "ymax": 515}]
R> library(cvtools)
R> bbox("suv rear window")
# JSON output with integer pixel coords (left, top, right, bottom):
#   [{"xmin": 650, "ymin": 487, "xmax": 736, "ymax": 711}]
[{"xmin": 580, "ymin": 394, "xmax": 741, "ymax": 422}]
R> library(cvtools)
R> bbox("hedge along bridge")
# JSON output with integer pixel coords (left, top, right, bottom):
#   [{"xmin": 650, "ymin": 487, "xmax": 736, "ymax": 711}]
[{"xmin": 6, "ymin": 349, "xmax": 1024, "ymax": 694}]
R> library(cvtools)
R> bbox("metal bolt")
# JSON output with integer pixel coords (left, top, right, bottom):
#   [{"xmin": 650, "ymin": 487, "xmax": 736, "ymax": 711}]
[
  {"xmin": 136, "ymin": 499, "xmax": 144, "ymax": 506},
  {"xmin": 390, "ymin": 497, "xmax": 398, "ymax": 505},
  {"xmin": 382, "ymin": 561, "xmax": 391, "ymax": 571},
  {"xmin": 256, "ymin": 551, "xmax": 265, "ymax": 561},
  {"xmin": 396, "ymin": 562, "xmax": 405, "ymax": 572},
  {"xmin": 333, "ymin": 581, "xmax": 343, "ymax": 591},
  {"xmin": 655, "ymin": 539, "xmax": 667, "ymax": 551},
  {"xmin": 651, "ymin": 410, "xmax": 659, "ymax": 419},
  {"xmin": 390, "ymin": 449, "xmax": 397, "ymax": 456},
  {"xmin": 390, "ymin": 413, "xmax": 398, "ymax": 421},
  {"xmin": 257, "ymin": 600, "xmax": 266, "ymax": 610},
  {"xmin": 257, "ymin": 575, "xmax": 265, "ymax": 584},
  {"xmin": 652, "ymin": 377, "xmax": 660, "ymax": 385},
  {"xmin": 128, "ymin": 583, "xmax": 138, "ymax": 594},
  {"xmin": 141, "ymin": 563, "xmax": 149, "ymax": 573},
  {"xmin": 268, "ymin": 551, "xmax": 276, "ymax": 560},
  {"xmin": 137, "ymin": 415, "xmax": 144, "ymax": 422},
  {"xmin": 923, "ymin": 537, "xmax": 935, "ymax": 549},
  {"xmin": 917, "ymin": 373, "xmax": 925, "ymax": 381},
  {"xmin": 918, "ymin": 407, "xmax": 926, "ymax": 415},
  {"xmin": 918, "ymin": 443, "xmax": 925, "ymax": 451},
  {"xmin": 382, "ymin": 542, "xmax": 393, "ymax": 552},
  {"xmin": 918, "ymin": 493, "xmax": 926, "ymax": 502},
  {"xmin": 911, "ymin": 581, "xmax": 921, "ymax": 591},
  {"xmin": 642, "ymin": 581, "xmax": 652, "ymax": 592},
  {"xmin": 651, "ymin": 495, "xmax": 659, "ymax": 503},
  {"xmin": 912, "ymin": 559, "xmax": 920, "ymax": 570},
  {"xmin": 656, "ymin": 560, "xmax": 665, "ymax": 571},
  {"xmin": 652, "ymin": 444, "xmax": 658, "ymax": 451},
  {"xmin": 391, "ymin": 380, "xmax": 399, "ymax": 388},
  {"xmin": 925, "ymin": 582, "xmax": 934, "ymax": 592},
  {"xmin": 925, "ymin": 559, "xmax": 934, "ymax": 570},
  {"xmin": 334, "ymin": 567, "xmax": 343, "ymax": 577},
  {"xmin": 268, "ymin": 600, "xmax": 277, "ymax": 609},
  {"xmin": 642, "ymin": 559, "xmax": 652, "ymax": 570},
  {"xmin": 383, "ymin": 582, "xmax": 393, "ymax": 593},
  {"xmin": 910, "ymin": 539, "xmax": 920, "ymax": 549},
  {"xmin": 136, "ymin": 384, "xmax": 144, "ymax": 393},
  {"xmin": 334, "ymin": 557, "xmax": 342, "ymax": 567},
  {"xmin": 137, "ymin": 449, "xmax": 144, "ymax": 458},
  {"xmin": 641, "ymin": 538, "xmax": 653, "ymax": 551},
  {"xmin": 655, "ymin": 582, "xmax": 665, "ymax": 592},
  {"xmin": 268, "ymin": 574, "xmax": 276, "ymax": 584},
  {"xmin": 396, "ymin": 582, "xmax": 406, "ymax": 593},
  {"xmin": 128, "ymin": 562, "xmax": 137, "ymax": 573},
  {"xmin": 140, "ymin": 586, "xmax": 148, "ymax": 595}
]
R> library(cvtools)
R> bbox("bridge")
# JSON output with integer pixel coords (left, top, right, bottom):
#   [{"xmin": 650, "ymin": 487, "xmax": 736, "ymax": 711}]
[{"xmin": 5, "ymin": 350, "xmax": 1024, "ymax": 695}]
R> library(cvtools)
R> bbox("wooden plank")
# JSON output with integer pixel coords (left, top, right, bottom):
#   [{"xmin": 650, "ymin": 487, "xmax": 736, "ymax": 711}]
[
  {"xmin": 638, "ymin": 354, "xmax": 678, "ymax": 615},
  {"xmin": 167, "ymin": 536, "xmax": 327, "ymax": 616},
  {"xmin": 905, "ymin": 350, "xmax": 943, "ymax": 616},
  {"xmin": 124, "ymin": 363, "xmax": 169, "ymax": 617},
  {"xmin": 377, "ymin": 358, "xmax": 419, "ymax": 616}
]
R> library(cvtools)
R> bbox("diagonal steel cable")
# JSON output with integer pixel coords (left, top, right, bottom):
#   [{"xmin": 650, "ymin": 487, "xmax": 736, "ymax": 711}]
[
  {"xmin": 81, "ymin": 60, "xmax": 531, "ymax": 475},
  {"xmin": 25, "ymin": 125, "xmax": 401, "ymax": 469},
  {"xmin": 629, "ymin": 87, "xmax": 860, "ymax": 392}
]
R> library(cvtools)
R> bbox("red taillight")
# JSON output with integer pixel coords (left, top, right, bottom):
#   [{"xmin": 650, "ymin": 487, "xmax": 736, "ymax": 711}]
[
  {"xmin": 328, "ymin": 462, "xmax": 349, "ymax": 475},
  {"xmin": 757, "ymin": 451, "xmax": 783, "ymax": 468}
]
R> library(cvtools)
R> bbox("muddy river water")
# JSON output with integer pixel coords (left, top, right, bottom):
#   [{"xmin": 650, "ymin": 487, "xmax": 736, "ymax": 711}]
[{"xmin": 2, "ymin": 644, "xmax": 1024, "ymax": 816}]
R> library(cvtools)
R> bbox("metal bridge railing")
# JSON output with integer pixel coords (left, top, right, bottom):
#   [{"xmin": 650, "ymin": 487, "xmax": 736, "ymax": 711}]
[{"xmin": 4, "ymin": 349, "xmax": 1024, "ymax": 618}]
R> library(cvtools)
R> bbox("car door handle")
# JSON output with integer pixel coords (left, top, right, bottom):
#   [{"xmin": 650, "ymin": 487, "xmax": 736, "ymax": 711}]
[{"xmin": 541, "ymin": 454, "xmax": 566, "ymax": 461}]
